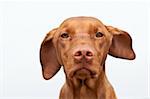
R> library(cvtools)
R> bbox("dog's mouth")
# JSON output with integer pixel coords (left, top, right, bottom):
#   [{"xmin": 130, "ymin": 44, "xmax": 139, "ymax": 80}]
[{"xmin": 72, "ymin": 67, "xmax": 97, "ymax": 80}]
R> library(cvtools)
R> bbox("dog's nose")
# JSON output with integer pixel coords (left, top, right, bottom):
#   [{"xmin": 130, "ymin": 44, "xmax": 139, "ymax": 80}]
[{"xmin": 74, "ymin": 48, "xmax": 93, "ymax": 61}]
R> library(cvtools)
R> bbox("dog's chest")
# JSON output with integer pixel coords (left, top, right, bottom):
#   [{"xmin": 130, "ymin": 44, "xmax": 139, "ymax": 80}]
[{"xmin": 74, "ymin": 85, "xmax": 97, "ymax": 99}]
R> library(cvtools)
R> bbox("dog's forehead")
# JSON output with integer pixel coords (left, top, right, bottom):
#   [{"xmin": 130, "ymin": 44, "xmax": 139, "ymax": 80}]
[{"xmin": 60, "ymin": 17, "xmax": 104, "ymax": 28}]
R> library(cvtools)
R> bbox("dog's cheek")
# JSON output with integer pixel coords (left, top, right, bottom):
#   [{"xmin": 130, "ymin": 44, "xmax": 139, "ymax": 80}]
[
  {"xmin": 58, "ymin": 39, "xmax": 67, "ymax": 57},
  {"xmin": 92, "ymin": 59, "xmax": 102, "ymax": 70},
  {"xmin": 59, "ymin": 39, "xmax": 66, "ymax": 48},
  {"xmin": 58, "ymin": 40, "xmax": 73, "ymax": 69},
  {"xmin": 95, "ymin": 37, "xmax": 111, "ymax": 55},
  {"xmin": 94, "ymin": 39, "xmax": 110, "ymax": 66}
]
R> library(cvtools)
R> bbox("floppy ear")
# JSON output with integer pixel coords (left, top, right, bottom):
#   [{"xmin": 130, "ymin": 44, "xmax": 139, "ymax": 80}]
[
  {"xmin": 40, "ymin": 28, "xmax": 61, "ymax": 80},
  {"xmin": 106, "ymin": 26, "xmax": 136, "ymax": 60}
]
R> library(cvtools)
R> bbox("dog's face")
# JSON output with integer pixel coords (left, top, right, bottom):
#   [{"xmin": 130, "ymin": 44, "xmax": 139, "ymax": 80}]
[
  {"xmin": 54, "ymin": 17, "xmax": 112, "ymax": 80},
  {"xmin": 40, "ymin": 17, "xmax": 135, "ymax": 81}
]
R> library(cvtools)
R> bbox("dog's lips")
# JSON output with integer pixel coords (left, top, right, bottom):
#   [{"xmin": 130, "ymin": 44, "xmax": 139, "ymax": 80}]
[{"xmin": 73, "ymin": 67, "xmax": 97, "ymax": 80}]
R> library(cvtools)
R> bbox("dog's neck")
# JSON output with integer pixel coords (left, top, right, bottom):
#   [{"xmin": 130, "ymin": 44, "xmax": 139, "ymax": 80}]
[
  {"xmin": 60, "ymin": 71, "xmax": 116, "ymax": 99},
  {"xmin": 59, "ymin": 63, "xmax": 117, "ymax": 99}
]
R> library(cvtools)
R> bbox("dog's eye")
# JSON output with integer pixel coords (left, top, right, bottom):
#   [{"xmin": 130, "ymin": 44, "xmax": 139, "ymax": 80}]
[
  {"xmin": 95, "ymin": 32, "xmax": 104, "ymax": 38},
  {"xmin": 61, "ymin": 33, "xmax": 69, "ymax": 38}
]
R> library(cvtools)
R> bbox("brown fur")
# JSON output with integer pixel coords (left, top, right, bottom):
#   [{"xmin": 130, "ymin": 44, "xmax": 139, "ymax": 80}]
[{"xmin": 40, "ymin": 17, "xmax": 135, "ymax": 99}]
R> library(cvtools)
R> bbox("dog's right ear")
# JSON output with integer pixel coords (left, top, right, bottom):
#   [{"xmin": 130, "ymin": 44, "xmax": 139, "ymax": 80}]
[{"xmin": 40, "ymin": 28, "xmax": 61, "ymax": 80}]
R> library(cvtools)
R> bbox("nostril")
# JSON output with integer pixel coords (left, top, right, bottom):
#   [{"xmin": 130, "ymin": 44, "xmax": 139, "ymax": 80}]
[
  {"xmin": 86, "ymin": 51, "xmax": 93, "ymax": 57},
  {"xmin": 74, "ymin": 51, "xmax": 82, "ymax": 56}
]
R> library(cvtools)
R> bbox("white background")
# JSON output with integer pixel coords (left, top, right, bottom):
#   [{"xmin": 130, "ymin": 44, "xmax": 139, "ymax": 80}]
[{"xmin": 0, "ymin": 1, "xmax": 150, "ymax": 99}]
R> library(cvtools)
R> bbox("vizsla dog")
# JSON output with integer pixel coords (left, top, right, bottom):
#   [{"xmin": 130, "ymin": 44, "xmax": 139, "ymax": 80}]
[{"xmin": 40, "ymin": 16, "xmax": 135, "ymax": 99}]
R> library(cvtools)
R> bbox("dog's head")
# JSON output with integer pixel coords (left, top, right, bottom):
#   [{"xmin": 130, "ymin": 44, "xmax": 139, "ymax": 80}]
[{"xmin": 40, "ymin": 17, "xmax": 135, "ymax": 81}]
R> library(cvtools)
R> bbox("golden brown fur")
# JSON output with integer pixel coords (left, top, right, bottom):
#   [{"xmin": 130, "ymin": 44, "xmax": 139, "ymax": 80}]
[{"xmin": 40, "ymin": 17, "xmax": 135, "ymax": 99}]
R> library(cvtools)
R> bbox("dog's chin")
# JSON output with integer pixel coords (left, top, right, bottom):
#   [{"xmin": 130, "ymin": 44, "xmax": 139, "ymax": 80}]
[
  {"xmin": 74, "ymin": 68, "xmax": 90, "ymax": 80},
  {"xmin": 73, "ymin": 68, "xmax": 97, "ymax": 80}
]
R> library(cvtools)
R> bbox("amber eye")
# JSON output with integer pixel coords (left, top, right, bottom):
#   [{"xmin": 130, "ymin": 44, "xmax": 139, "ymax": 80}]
[
  {"xmin": 95, "ymin": 32, "xmax": 104, "ymax": 38},
  {"xmin": 61, "ymin": 33, "xmax": 69, "ymax": 38}
]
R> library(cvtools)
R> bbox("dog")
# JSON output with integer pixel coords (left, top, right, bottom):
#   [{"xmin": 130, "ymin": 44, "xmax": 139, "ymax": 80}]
[{"xmin": 40, "ymin": 16, "xmax": 135, "ymax": 99}]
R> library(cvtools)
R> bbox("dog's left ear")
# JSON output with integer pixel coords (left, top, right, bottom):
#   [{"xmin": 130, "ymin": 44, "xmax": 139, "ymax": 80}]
[{"xmin": 106, "ymin": 26, "xmax": 136, "ymax": 60}]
